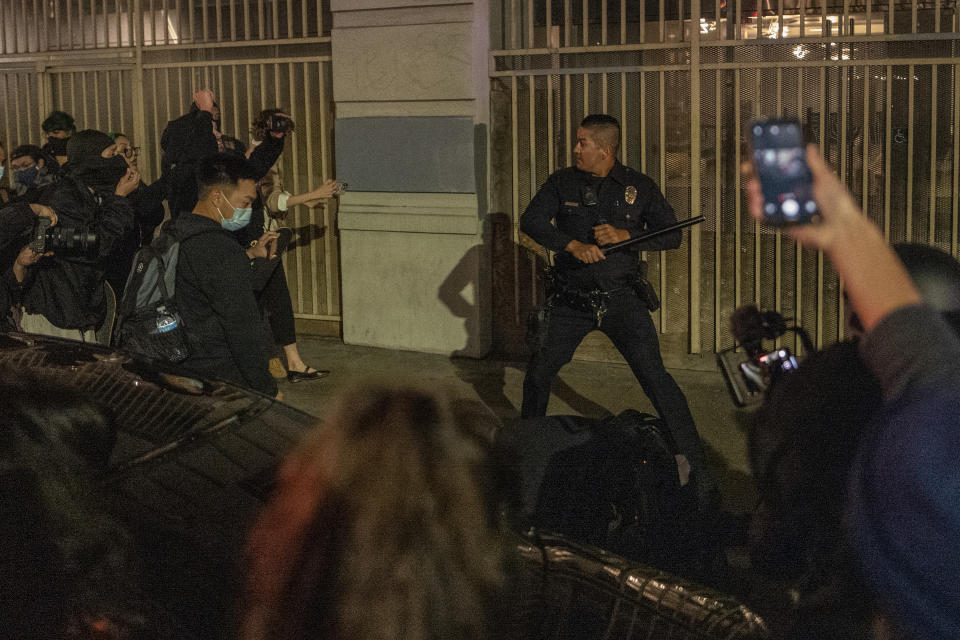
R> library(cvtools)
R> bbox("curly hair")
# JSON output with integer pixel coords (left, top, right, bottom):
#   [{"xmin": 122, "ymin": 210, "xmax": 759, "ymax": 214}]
[
  {"xmin": 250, "ymin": 108, "xmax": 295, "ymax": 142},
  {"xmin": 239, "ymin": 383, "xmax": 506, "ymax": 640}
]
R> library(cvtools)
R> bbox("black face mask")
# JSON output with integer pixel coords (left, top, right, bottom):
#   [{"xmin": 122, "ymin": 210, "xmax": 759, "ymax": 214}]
[
  {"xmin": 46, "ymin": 136, "xmax": 69, "ymax": 156},
  {"xmin": 75, "ymin": 155, "xmax": 129, "ymax": 194}
]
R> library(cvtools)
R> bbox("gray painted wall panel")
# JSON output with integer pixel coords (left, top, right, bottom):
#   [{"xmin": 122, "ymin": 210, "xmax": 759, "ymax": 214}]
[{"xmin": 335, "ymin": 116, "xmax": 476, "ymax": 193}]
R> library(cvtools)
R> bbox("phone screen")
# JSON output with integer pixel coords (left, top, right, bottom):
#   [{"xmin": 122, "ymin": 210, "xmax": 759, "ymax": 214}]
[{"xmin": 750, "ymin": 118, "xmax": 818, "ymax": 226}]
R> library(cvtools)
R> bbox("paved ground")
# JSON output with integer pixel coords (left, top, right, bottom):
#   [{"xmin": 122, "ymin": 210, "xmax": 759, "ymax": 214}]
[{"xmin": 278, "ymin": 335, "xmax": 758, "ymax": 513}]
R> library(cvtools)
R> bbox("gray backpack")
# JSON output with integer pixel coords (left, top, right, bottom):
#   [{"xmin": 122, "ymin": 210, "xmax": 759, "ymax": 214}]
[{"xmin": 115, "ymin": 225, "xmax": 213, "ymax": 363}]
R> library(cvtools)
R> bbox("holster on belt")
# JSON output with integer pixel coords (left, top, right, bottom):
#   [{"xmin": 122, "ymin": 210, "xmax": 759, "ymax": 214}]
[{"xmin": 632, "ymin": 260, "xmax": 661, "ymax": 312}]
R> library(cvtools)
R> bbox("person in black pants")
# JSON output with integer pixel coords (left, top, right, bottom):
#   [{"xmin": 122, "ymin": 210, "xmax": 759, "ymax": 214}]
[
  {"xmin": 233, "ymin": 109, "xmax": 336, "ymax": 382},
  {"xmin": 519, "ymin": 113, "xmax": 710, "ymax": 500}
]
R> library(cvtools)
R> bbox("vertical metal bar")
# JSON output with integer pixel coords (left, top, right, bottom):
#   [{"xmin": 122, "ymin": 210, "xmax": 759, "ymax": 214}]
[
  {"xmin": 133, "ymin": 0, "xmax": 149, "ymax": 180},
  {"xmin": 105, "ymin": 71, "xmax": 112, "ymax": 131},
  {"xmin": 300, "ymin": 63, "xmax": 313, "ymax": 314},
  {"xmin": 620, "ymin": 72, "xmax": 627, "ymax": 160},
  {"xmin": 563, "ymin": 0, "xmax": 570, "ymax": 46},
  {"xmin": 734, "ymin": 69, "xmax": 741, "ymax": 310},
  {"xmin": 80, "ymin": 71, "xmax": 89, "ymax": 125},
  {"xmin": 659, "ymin": 0, "xmax": 665, "ymax": 42},
  {"xmin": 689, "ymin": 0, "xmax": 702, "ymax": 352},
  {"xmin": 862, "ymin": 65, "xmax": 870, "ymax": 211},
  {"xmin": 659, "ymin": 70, "xmax": 667, "ymax": 329},
  {"xmin": 0, "ymin": 2, "xmax": 7, "ymax": 54},
  {"xmin": 842, "ymin": 0, "xmax": 849, "ymax": 35},
  {"xmin": 778, "ymin": 0, "xmax": 784, "ymax": 38},
  {"xmin": 817, "ymin": 66, "xmax": 826, "ymax": 348},
  {"xmin": 317, "ymin": 0, "xmax": 323, "ymax": 36},
  {"xmin": 582, "ymin": 74, "xmax": 589, "ymax": 118},
  {"xmin": 754, "ymin": 71, "xmax": 761, "ymax": 309},
  {"xmin": 935, "ymin": 0, "xmax": 942, "ymax": 31},
  {"xmin": 80, "ymin": 0, "xmax": 87, "ymax": 48},
  {"xmin": 601, "ymin": 0, "xmax": 608, "ymax": 45},
  {"xmin": 639, "ymin": 0, "xmax": 646, "ymax": 43},
  {"xmin": 258, "ymin": 0, "xmax": 265, "ymax": 39},
  {"xmin": 528, "ymin": 75, "xmax": 536, "ymax": 199},
  {"xmin": 906, "ymin": 64, "xmax": 915, "ymax": 241},
  {"xmin": 912, "ymin": 0, "xmax": 918, "ymax": 34},
  {"xmin": 511, "ymin": 75, "xmax": 520, "ymax": 319},
  {"xmin": 301, "ymin": 0, "xmax": 307, "ymax": 37},
  {"xmin": 527, "ymin": 0, "xmax": 533, "ymax": 48},
  {"xmin": 582, "ymin": 0, "xmax": 588, "ymax": 46},
  {"xmin": 231, "ymin": 64, "xmax": 239, "ymax": 139},
  {"xmin": 775, "ymin": 68, "xmax": 782, "ymax": 327},
  {"xmin": 509, "ymin": 0, "xmax": 516, "ymax": 48},
  {"xmin": 866, "ymin": 0, "xmax": 871, "ymax": 35},
  {"xmin": 929, "ymin": 66, "xmax": 938, "ymax": 244},
  {"xmin": 564, "ymin": 75, "xmax": 571, "ymax": 167},
  {"xmin": 147, "ymin": 0, "xmax": 154, "ymax": 46},
  {"xmin": 795, "ymin": 69, "xmax": 804, "ymax": 354},
  {"xmin": 601, "ymin": 73, "xmax": 607, "ymax": 113},
  {"xmin": 271, "ymin": 0, "xmax": 278, "ymax": 39},
  {"xmin": 888, "ymin": 0, "xmax": 894, "ymax": 35},
  {"xmin": 215, "ymin": 0, "xmax": 222, "ymax": 41},
  {"xmin": 286, "ymin": 0, "xmax": 293, "ymax": 38},
  {"xmin": 546, "ymin": 73, "xmax": 555, "ymax": 174},
  {"xmin": 953, "ymin": 63, "xmax": 960, "ymax": 255},
  {"xmin": 800, "ymin": 0, "xmax": 806, "ymax": 38},
  {"xmin": 640, "ymin": 72, "xmax": 646, "ymax": 174},
  {"xmin": 230, "ymin": 0, "xmax": 237, "ymax": 41},
  {"xmin": 243, "ymin": 0, "xmax": 250, "ymax": 39},
  {"xmin": 884, "ymin": 64, "xmax": 892, "ymax": 240},
  {"xmin": 714, "ymin": 68, "xmax": 722, "ymax": 349},
  {"xmin": 188, "ymin": 0, "xmax": 195, "ymax": 42},
  {"xmin": 202, "ymin": 0, "xmax": 209, "ymax": 42}
]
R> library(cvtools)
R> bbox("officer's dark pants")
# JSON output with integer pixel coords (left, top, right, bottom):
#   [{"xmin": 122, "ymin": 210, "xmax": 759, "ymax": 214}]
[{"xmin": 521, "ymin": 290, "xmax": 708, "ymax": 476}]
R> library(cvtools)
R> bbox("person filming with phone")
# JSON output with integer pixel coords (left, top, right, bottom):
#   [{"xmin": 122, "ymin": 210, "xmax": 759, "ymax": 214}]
[{"xmin": 744, "ymin": 126, "xmax": 960, "ymax": 640}]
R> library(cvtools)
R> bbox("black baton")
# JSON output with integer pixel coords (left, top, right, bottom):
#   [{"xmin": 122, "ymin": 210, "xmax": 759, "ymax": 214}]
[{"xmin": 600, "ymin": 216, "xmax": 706, "ymax": 255}]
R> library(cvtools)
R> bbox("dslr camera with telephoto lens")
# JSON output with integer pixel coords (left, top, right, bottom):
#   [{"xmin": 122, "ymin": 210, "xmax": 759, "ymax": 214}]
[{"xmin": 30, "ymin": 216, "xmax": 99, "ymax": 257}]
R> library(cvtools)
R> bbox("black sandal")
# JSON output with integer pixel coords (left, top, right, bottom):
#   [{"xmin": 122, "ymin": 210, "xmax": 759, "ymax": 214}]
[{"xmin": 286, "ymin": 366, "xmax": 330, "ymax": 383}]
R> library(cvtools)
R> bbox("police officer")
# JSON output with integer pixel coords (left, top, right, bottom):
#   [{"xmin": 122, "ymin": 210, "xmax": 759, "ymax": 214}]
[{"xmin": 520, "ymin": 113, "xmax": 710, "ymax": 493}]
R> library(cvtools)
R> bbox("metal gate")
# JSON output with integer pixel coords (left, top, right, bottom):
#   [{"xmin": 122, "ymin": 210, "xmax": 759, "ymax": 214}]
[
  {"xmin": 491, "ymin": 0, "xmax": 960, "ymax": 365},
  {"xmin": 0, "ymin": 0, "xmax": 339, "ymax": 327}
]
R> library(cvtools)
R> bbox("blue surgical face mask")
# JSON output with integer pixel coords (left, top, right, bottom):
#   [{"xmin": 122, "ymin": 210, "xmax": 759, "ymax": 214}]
[
  {"xmin": 218, "ymin": 193, "xmax": 253, "ymax": 231},
  {"xmin": 16, "ymin": 165, "xmax": 39, "ymax": 187}
]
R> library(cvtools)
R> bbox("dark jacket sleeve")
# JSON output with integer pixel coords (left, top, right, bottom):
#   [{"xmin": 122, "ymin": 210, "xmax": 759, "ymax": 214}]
[
  {"xmin": 247, "ymin": 135, "xmax": 284, "ymax": 182},
  {"xmin": 161, "ymin": 108, "xmax": 218, "ymax": 168},
  {"xmin": 0, "ymin": 202, "xmax": 36, "ymax": 251},
  {"xmin": 41, "ymin": 182, "xmax": 135, "ymax": 265},
  {"xmin": 189, "ymin": 235, "xmax": 277, "ymax": 396},
  {"xmin": 519, "ymin": 174, "xmax": 571, "ymax": 253},
  {"xmin": 630, "ymin": 176, "xmax": 681, "ymax": 252}
]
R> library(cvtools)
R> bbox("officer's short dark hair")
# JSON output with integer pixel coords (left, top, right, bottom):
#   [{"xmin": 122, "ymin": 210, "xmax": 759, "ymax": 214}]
[
  {"xmin": 196, "ymin": 153, "xmax": 258, "ymax": 200},
  {"xmin": 580, "ymin": 114, "xmax": 620, "ymax": 154}
]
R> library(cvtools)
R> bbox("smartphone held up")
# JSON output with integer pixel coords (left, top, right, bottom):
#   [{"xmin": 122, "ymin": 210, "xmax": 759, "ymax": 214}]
[{"xmin": 749, "ymin": 118, "xmax": 818, "ymax": 227}]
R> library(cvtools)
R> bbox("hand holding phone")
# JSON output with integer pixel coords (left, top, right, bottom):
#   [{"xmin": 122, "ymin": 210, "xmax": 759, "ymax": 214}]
[{"xmin": 749, "ymin": 118, "xmax": 818, "ymax": 227}]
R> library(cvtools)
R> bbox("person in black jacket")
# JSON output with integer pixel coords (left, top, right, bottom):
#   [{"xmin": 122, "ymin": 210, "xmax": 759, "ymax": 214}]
[
  {"xmin": 171, "ymin": 153, "xmax": 279, "ymax": 398},
  {"xmin": 0, "ymin": 201, "xmax": 57, "ymax": 329},
  {"xmin": 160, "ymin": 89, "xmax": 282, "ymax": 219},
  {"xmin": 18, "ymin": 130, "xmax": 138, "ymax": 341},
  {"xmin": 104, "ymin": 132, "xmax": 166, "ymax": 297}
]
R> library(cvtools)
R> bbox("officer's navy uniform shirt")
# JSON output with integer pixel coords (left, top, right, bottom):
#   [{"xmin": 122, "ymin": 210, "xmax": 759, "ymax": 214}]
[{"xmin": 520, "ymin": 161, "xmax": 680, "ymax": 292}]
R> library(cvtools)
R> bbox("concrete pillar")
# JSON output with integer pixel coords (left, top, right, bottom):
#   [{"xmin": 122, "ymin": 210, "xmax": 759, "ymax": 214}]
[{"xmin": 331, "ymin": 0, "xmax": 491, "ymax": 358}]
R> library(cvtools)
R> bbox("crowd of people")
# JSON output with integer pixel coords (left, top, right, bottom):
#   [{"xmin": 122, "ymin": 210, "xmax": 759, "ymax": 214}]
[
  {"xmin": 1, "ymin": 104, "xmax": 958, "ymax": 640},
  {"xmin": 0, "ymin": 92, "xmax": 338, "ymax": 395}
]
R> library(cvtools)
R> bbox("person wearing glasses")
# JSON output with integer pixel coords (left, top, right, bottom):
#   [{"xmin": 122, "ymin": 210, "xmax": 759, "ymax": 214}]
[{"xmin": 104, "ymin": 132, "xmax": 167, "ymax": 297}]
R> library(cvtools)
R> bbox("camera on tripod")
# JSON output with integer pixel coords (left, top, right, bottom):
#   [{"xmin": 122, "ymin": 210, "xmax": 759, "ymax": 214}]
[
  {"xmin": 269, "ymin": 113, "xmax": 294, "ymax": 135},
  {"xmin": 30, "ymin": 216, "xmax": 98, "ymax": 257},
  {"xmin": 717, "ymin": 305, "xmax": 812, "ymax": 407}
]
